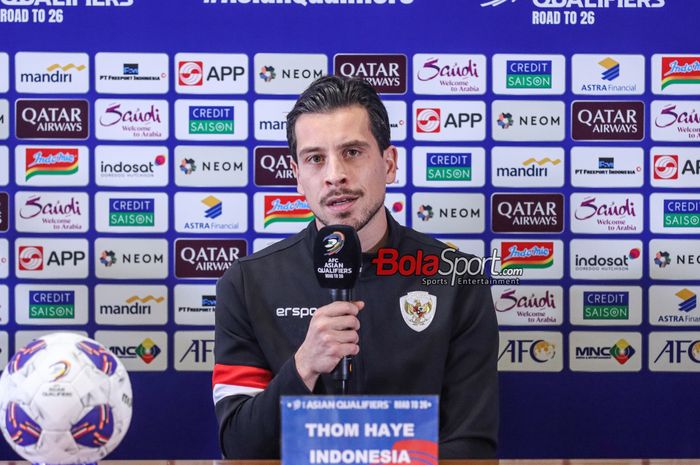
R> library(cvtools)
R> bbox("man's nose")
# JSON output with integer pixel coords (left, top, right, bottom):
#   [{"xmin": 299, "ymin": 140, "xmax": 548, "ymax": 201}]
[{"xmin": 324, "ymin": 154, "xmax": 348, "ymax": 186}]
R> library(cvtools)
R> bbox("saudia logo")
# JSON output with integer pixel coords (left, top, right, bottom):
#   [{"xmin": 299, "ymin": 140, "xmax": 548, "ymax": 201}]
[
  {"xmin": 263, "ymin": 195, "xmax": 314, "ymax": 227},
  {"xmin": 25, "ymin": 148, "xmax": 78, "ymax": 180},
  {"xmin": 481, "ymin": 0, "xmax": 664, "ymax": 7},
  {"xmin": 661, "ymin": 57, "xmax": 700, "ymax": 91},
  {"xmin": 99, "ymin": 103, "xmax": 161, "ymax": 127},
  {"xmin": 495, "ymin": 288, "xmax": 557, "ymax": 313},
  {"xmin": 416, "ymin": 57, "xmax": 479, "ymax": 83},
  {"xmin": 500, "ymin": 241, "xmax": 554, "ymax": 270},
  {"xmin": 574, "ymin": 196, "xmax": 637, "ymax": 221}
]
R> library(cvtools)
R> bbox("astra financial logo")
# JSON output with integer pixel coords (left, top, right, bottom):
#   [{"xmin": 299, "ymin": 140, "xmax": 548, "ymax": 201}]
[
  {"xmin": 175, "ymin": 192, "xmax": 246, "ymax": 233},
  {"xmin": 16, "ymin": 100, "xmax": 89, "ymax": 140},
  {"xmin": 334, "ymin": 54, "xmax": 407, "ymax": 94},
  {"xmin": 572, "ymin": 101, "xmax": 644, "ymax": 141},
  {"xmin": 175, "ymin": 239, "xmax": 247, "ymax": 279},
  {"xmin": 572, "ymin": 54, "xmax": 644, "ymax": 95},
  {"xmin": 599, "ymin": 57, "xmax": 620, "ymax": 81},
  {"xmin": 650, "ymin": 286, "xmax": 700, "ymax": 326},
  {"xmin": 492, "ymin": 193, "xmax": 564, "ymax": 233},
  {"xmin": 202, "ymin": 195, "xmax": 223, "ymax": 219}
]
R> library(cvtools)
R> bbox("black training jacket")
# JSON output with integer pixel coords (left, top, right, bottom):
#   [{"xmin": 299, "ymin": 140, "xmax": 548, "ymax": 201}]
[{"xmin": 213, "ymin": 211, "xmax": 499, "ymax": 459}]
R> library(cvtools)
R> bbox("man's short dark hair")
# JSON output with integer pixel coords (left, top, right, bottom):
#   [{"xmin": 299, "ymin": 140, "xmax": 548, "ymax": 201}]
[{"xmin": 286, "ymin": 75, "xmax": 391, "ymax": 161}]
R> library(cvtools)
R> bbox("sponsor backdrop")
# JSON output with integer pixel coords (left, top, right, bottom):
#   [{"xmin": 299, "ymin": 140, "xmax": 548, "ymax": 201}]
[{"xmin": 0, "ymin": 0, "xmax": 699, "ymax": 460}]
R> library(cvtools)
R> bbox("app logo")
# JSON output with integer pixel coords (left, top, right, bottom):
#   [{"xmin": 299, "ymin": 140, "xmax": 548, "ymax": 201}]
[
  {"xmin": 18, "ymin": 246, "xmax": 43, "ymax": 271},
  {"xmin": 677, "ymin": 288, "xmax": 697, "ymax": 313},
  {"xmin": 135, "ymin": 338, "xmax": 161, "ymax": 364},
  {"xmin": 572, "ymin": 101, "xmax": 644, "ymax": 141},
  {"xmin": 178, "ymin": 61, "xmax": 204, "ymax": 86},
  {"xmin": 189, "ymin": 106, "xmax": 234, "ymax": 135},
  {"xmin": 175, "ymin": 239, "xmax": 247, "ymax": 279},
  {"xmin": 263, "ymin": 195, "xmax": 313, "ymax": 227},
  {"xmin": 16, "ymin": 100, "xmax": 89, "ymax": 139},
  {"xmin": 664, "ymin": 199, "xmax": 700, "ymax": 228},
  {"xmin": 492, "ymin": 194, "xmax": 564, "ymax": 233},
  {"xmin": 654, "ymin": 154, "xmax": 679, "ymax": 179},
  {"xmin": 583, "ymin": 291, "xmax": 629, "ymax": 320},
  {"xmin": 334, "ymin": 54, "xmax": 407, "ymax": 94},
  {"xmin": 24, "ymin": 148, "xmax": 79, "ymax": 180},
  {"xmin": 416, "ymin": 108, "xmax": 441, "ymax": 133},
  {"xmin": 426, "ymin": 152, "xmax": 471, "ymax": 181},
  {"xmin": 29, "ymin": 291, "xmax": 74, "ymax": 319},
  {"xmin": 259, "ymin": 65, "xmax": 276, "ymax": 82},
  {"xmin": 180, "ymin": 158, "xmax": 196, "ymax": 175},
  {"xmin": 254, "ymin": 147, "xmax": 296, "ymax": 186},
  {"xmin": 599, "ymin": 57, "xmax": 620, "ymax": 81},
  {"xmin": 661, "ymin": 56, "xmax": 700, "ymax": 90},
  {"xmin": 109, "ymin": 198, "xmax": 155, "ymax": 227},
  {"xmin": 202, "ymin": 195, "xmax": 222, "ymax": 219},
  {"xmin": 501, "ymin": 241, "xmax": 554, "ymax": 270},
  {"xmin": 506, "ymin": 60, "xmax": 552, "ymax": 89}
]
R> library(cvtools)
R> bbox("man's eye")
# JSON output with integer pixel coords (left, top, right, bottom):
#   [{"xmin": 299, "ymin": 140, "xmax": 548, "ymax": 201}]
[
  {"xmin": 307, "ymin": 154, "xmax": 323, "ymax": 164},
  {"xmin": 346, "ymin": 149, "xmax": 361, "ymax": 158}
]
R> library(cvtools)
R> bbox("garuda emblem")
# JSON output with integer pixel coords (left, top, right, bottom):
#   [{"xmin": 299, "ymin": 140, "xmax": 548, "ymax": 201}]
[{"xmin": 399, "ymin": 291, "xmax": 437, "ymax": 332}]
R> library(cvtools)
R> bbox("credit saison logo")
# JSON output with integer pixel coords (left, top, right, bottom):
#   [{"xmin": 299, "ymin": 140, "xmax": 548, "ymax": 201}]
[
  {"xmin": 24, "ymin": 147, "xmax": 78, "ymax": 180},
  {"xmin": 99, "ymin": 294, "xmax": 164, "ymax": 317},
  {"xmin": 583, "ymin": 291, "xmax": 629, "ymax": 320},
  {"xmin": 335, "ymin": 54, "xmax": 407, "ymax": 94},
  {"xmin": 109, "ymin": 198, "xmax": 155, "ymax": 227},
  {"xmin": 28, "ymin": 290, "xmax": 74, "ymax": 319},
  {"xmin": 426, "ymin": 153, "xmax": 471, "ymax": 181},
  {"xmin": 506, "ymin": 60, "xmax": 552, "ymax": 89},
  {"xmin": 492, "ymin": 194, "xmax": 563, "ymax": 233},
  {"xmin": 189, "ymin": 106, "xmax": 234, "ymax": 135},
  {"xmin": 663, "ymin": 199, "xmax": 700, "ymax": 228},
  {"xmin": 16, "ymin": 100, "xmax": 88, "ymax": 139},
  {"xmin": 661, "ymin": 56, "xmax": 700, "ymax": 91},
  {"xmin": 572, "ymin": 101, "xmax": 644, "ymax": 141},
  {"xmin": 574, "ymin": 338, "xmax": 636, "ymax": 365},
  {"xmin": 372, "ymin": 247, "xmax": 522, "ymax": 286}
]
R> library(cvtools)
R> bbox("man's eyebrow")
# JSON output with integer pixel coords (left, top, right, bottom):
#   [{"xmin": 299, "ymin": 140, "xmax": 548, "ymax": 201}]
[
  {"xmin": 337, "ymin": 140, "xmax": 371, "ymax": 150},
  {"xmin": 297, "ymin": 146, "xmax": 323, "ymax": 158}
]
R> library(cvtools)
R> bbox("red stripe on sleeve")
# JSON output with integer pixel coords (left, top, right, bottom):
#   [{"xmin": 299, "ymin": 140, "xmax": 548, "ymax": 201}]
[{"xmin": 212, "ymin": 364, "xmax": 273, "ymax": 389}]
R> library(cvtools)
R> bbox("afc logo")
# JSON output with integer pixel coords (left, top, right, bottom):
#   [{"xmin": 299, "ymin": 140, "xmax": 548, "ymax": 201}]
[
  {"xmin": 499, "ymin": 339, "xmax": 557, "ymax": 364},
  {"xmin": 653, "ymin": 339, "xmax": 700, "ymax": 364},
  {"xmin": 179, "ymin": 338, "xmax": 215, "ymax": 364}
]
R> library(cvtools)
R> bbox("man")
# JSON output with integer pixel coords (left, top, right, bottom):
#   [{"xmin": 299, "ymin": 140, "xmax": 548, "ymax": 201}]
[{"xmin": 214, "ymin": 75, "xmax": 498, "ymax": 459}]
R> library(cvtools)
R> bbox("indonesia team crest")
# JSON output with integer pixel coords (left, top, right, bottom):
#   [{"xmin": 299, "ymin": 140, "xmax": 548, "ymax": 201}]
[{"xmin": 399, "ymin": 291, "xmax": 437, "ymax": 332}]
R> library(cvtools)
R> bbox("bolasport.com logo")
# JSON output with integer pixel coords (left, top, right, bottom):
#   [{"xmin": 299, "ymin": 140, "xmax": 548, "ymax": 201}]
[{"xmin": 371, "ymin": 247, "xmax": 522, "ymax": 286}]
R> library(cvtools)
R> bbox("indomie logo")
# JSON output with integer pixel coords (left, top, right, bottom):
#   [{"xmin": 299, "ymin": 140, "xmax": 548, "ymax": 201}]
[
  {"xmin": 500, "ymin": 241, "xmax": 554, "ymax": 270},
  {"xmin": 263, "ymin": 195, "xmax": 313, "ymax": 227},
  {"xmin": 25, "ymin": 148, "xmax": 79, "ymax": 180},
  {"xmin": 661, "ymin": 56, "xmax": 700, "ymax": 90}
]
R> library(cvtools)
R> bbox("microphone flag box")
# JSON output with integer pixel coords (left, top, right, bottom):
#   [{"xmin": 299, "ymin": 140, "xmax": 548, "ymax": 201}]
[{"xmin": 281, "ymin": 395, "xmax": 438, "ymax": 465}]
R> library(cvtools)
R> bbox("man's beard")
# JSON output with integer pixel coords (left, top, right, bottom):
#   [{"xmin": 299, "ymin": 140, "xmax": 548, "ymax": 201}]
[{"xmin": 315, "ymin": 191, "xmax": 386, "ymax": 233}]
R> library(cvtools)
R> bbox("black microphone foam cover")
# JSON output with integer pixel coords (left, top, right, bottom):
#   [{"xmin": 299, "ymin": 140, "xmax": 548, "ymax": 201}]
[{"xmin": 313, "ymin": 225, "xmax": 362, "ymax": 290}]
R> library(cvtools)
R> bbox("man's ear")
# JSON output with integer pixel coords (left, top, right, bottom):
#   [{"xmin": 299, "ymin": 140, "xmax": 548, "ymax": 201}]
[
  {"xmin": 383, "ymin": 145, "xmax": 398, "ymax": 185},
  {"xmin": 290, "ymin": 158, "xmax": 304, "ymax": 195}
]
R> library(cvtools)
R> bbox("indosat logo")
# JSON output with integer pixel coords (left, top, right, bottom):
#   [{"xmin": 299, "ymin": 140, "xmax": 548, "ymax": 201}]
[
  {"xmin": 263, "ymin": 195, "xmax": 314, "ymax": 227},
  {"xmin": 25, "ymin": 148, "xmax": 79, "ymax": 180}
]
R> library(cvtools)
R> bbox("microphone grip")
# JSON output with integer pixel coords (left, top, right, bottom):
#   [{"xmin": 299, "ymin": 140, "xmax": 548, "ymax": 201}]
[{"xmin": 329, "ymin": 288, "xmax": 353, "ymax": 394}]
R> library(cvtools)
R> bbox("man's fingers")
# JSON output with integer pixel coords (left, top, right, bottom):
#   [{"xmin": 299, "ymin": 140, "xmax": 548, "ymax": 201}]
[{"xmin": 316, "ymin": 301, "xmax": 364, "ymax": 317}]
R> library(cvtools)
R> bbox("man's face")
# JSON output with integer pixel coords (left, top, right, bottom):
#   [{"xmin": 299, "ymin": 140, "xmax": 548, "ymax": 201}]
[{"xmin": 291, "ymin": 105, "xmax": 397, "ymax": 232}]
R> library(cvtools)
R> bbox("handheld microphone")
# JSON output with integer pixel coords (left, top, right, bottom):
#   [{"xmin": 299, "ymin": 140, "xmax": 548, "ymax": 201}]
[{"xmin": 313, "ymin": 225, "xmax": 362, "ymax": 394}]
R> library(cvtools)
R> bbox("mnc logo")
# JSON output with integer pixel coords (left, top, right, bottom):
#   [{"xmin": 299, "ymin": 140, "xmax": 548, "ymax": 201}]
[{"xmin": 189, "ymin": 106, "xmax": 234, "ymax": 135}]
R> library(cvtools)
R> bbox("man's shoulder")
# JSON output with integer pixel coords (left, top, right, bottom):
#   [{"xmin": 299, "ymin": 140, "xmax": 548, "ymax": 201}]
[
  {"xmin": 239, "ymin": 231, "xmax": 308, "ymax": 265},
  {"xmin": 400, "ymin": 225, "xmax": 478, "ymax": 259}
]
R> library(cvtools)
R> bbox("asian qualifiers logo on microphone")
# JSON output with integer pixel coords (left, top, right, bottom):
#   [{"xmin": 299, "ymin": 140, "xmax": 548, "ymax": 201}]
[{"xmin": 323, "ymin": 231, "xmax": 345, "ymax": 256}]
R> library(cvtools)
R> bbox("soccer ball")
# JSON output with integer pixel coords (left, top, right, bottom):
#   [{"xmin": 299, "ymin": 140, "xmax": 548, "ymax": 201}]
[{"xmin": 0, "ymin": 333, "xmax": 132, "ymax": 464}]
